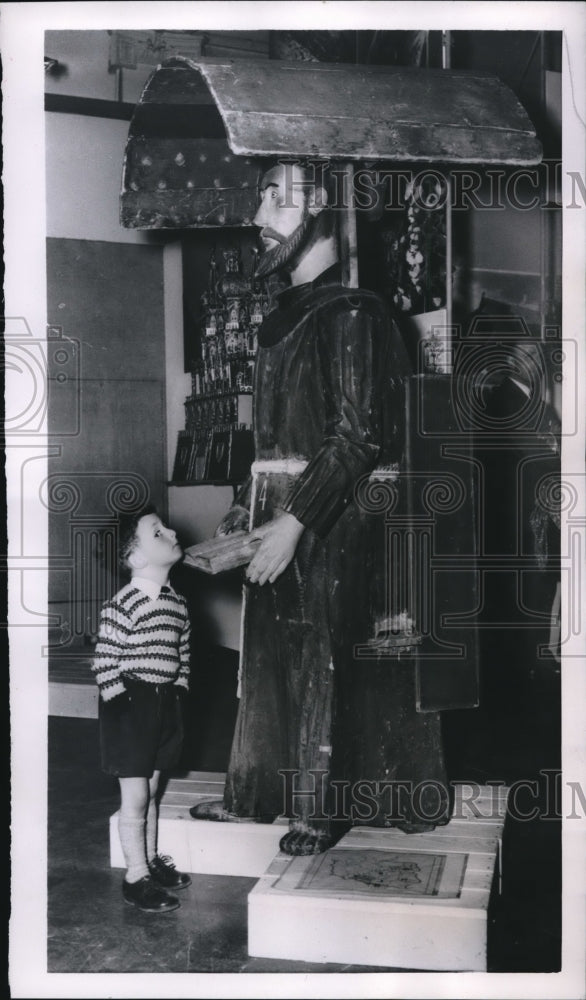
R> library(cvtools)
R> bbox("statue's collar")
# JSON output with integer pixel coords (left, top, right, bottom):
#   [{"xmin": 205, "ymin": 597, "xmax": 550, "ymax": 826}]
[
  {"xmin": 275, "ymin": 264, "xmax": 342, "ymax": 311},
  {"xmin": 258, "ymin": 264, "xmax": 345, "ymax": 348}
]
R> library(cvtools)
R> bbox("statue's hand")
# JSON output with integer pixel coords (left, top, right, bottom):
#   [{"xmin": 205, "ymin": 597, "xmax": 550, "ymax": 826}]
[
  {"xmin": 215, "ymin": 505, "xmax": 249, "ymax": 537},
  {"xmin": 245, "ymin": 512, "xmax": 305, "ymax": 585}
]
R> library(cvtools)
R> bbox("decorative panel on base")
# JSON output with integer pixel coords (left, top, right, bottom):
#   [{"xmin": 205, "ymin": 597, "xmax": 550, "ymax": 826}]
[{"xmin": 248, "ymin": 785, "xmax": 508, "ymax": 971}]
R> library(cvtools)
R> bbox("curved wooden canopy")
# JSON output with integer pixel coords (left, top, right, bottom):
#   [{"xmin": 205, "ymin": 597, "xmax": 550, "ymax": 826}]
[{"xmin": 121, "ymin": 55, "xmax": 542, "ymax": 229}]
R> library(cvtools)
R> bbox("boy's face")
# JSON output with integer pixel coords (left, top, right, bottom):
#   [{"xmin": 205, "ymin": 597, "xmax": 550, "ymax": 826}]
[{"xmin": 132, "ymin": 513, "xmax": 183, "ymax": 571}]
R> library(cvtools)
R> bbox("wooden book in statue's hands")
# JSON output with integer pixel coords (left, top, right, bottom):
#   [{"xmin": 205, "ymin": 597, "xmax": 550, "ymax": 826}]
[{"xmin": 183, "ymin": 531, "xmax": 260, "ymax": 575}]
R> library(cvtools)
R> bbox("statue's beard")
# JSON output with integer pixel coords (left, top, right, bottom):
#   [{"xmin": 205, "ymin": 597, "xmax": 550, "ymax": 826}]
[{"xmin": 254, "ymin": 212, "xmax": 316, "ymax": 279}]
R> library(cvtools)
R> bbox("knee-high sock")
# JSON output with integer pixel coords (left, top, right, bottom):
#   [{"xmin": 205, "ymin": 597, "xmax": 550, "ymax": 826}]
[
  {"xmin": 145, "ymin": 798, "xmax": 158, "ymax": 864},
  {"xmin": 118, "ymin": 815, "xmax": 148, "ymax": 884}
]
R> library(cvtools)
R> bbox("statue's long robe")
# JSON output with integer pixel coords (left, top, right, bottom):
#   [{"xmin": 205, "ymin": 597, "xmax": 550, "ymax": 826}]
[{"xmin": 223, "ymin": 266, "xmax": 449, "ymax": 829}]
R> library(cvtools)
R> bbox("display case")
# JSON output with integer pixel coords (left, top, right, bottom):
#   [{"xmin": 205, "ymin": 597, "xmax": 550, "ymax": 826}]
[{"xmin": 171, "ymin": 242, "xmax": 274, "ymax": 485}]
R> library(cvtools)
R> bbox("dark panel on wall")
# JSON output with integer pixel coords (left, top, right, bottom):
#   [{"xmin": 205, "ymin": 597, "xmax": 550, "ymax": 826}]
[
  {"xmin": 406, "ymin": 376, "xmax": 481, "ymax": 712},
  {"xmin": 47, "ymin": 238, "xmax": 166, "ymax": 380},
  {"xmin": 46, "ymin": 238, "xmax": 167, "ymax": 643}
]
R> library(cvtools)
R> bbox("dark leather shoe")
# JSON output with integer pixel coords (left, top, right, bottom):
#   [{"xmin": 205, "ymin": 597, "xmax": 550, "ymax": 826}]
[
  {"xmin": 148, "ymin": 854, "xmax": 192, "ymax": 890},
  {"xmin": 122, "ymin": 875, "xmax": 180, "ymax": 912}
]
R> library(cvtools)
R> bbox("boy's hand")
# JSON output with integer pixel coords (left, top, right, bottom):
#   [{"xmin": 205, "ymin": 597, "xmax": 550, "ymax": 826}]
[{"xmin": 245, "ymin": 512, "xmax": 305, "ymax": 586}]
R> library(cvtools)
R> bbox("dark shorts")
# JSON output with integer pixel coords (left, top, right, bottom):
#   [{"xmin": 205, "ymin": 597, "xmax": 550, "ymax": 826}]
[{"xmin": 99, "ymin": 678, "xmax": 184, "ymax": 778}]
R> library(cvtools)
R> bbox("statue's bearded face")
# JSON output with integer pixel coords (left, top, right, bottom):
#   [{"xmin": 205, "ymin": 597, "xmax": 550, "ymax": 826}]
[{"xmin": 253, "ymin": 163, "xmax": 319, "ymax": 279}]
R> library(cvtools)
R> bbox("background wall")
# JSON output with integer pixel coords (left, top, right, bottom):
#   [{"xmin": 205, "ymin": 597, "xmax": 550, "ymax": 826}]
[
  {"xmin": 45, "ymin": 30, "xmax": 146, "ymax": 104},
  {"xmin": 44, "ymin": 28, "xmax": 270, "ymax": 104},
  {"xmin": 46, "ymin": 112, "xmax": 155, "ymax": 245},
  {"xmin": 46, "ymin": 105, "xmax": 241, "ymax": 651}
]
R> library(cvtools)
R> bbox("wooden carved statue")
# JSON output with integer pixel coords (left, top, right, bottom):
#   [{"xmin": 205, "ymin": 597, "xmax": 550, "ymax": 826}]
[{"xmin": 191, "ymin": 161, "xmax": 450, "ymax": 855}]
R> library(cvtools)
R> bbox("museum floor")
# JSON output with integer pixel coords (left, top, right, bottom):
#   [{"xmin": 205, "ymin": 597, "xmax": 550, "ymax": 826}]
[{"xmin": 48, "ymin": 648, "xmax": 562, "ymax": 974}]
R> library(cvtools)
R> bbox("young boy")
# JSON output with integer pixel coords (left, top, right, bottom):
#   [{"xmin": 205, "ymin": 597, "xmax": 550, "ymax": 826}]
[{"xmin": 92, "ymin": 505, "xmax": 192, "ymax": 913}]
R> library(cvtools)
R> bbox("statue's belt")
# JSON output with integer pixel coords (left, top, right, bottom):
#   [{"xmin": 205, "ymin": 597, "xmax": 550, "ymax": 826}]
[
  {"xmin": 251, "ymin": 459, "xmax": 399, "ymax": 481},
  {"xmin": 251, "ymin": 459, "xmax": 308, "ymax": 477}
]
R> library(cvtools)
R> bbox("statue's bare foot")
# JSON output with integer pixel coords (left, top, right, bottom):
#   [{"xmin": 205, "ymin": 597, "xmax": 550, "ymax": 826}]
[
  {"xmin": 394, "ymin": 820, "xmax": 437, "ymax": 834},
  {"xmin": 189, "ymin": 800, "xmax": 274, "ymax": 823},
  {"xmin": 279, "ymin": 822, "xmax": 333, "ymax": 856}
]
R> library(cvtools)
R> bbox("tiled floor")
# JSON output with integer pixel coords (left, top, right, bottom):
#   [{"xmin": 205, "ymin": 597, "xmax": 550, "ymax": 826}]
[{"xmin": 48, "ymin": 650, "xmax": 562, "ymax": 974}]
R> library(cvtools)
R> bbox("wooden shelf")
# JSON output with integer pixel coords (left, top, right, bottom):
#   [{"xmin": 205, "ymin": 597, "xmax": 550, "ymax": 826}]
[
  {"xmin": 186, "ymin": 389, "xmax": 253, "ymax": 400},
  {"xmin": 167, "ymin": 480, "xmax": 242, "ymax": 487}
]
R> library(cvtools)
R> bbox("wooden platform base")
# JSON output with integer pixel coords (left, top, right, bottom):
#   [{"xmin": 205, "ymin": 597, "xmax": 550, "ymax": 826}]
[
  {"xmin": 49, "ymin": 654, "xmax": 98, "ymax": 719},
  {"xmin": 248, "ymin": 786, "xmax": 509, "ymax": 971},
  {"xmin": 109, "ymin": 772, "xmax": 287, "ymax": 877},
  {"xmin": 49, "ymin": 681, "xmax": 98, "ymax": 718}
]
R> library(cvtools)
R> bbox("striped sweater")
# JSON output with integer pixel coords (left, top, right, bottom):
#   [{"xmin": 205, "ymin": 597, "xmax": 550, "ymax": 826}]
[{"xmin": 92, "ymin": 580, "xmax": 191, "ymax": 702}]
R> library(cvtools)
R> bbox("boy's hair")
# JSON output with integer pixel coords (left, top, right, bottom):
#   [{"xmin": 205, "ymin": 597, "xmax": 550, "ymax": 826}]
[{"xmin": 117, "ymin": 504, "xmax": 157, "ymax": 571}]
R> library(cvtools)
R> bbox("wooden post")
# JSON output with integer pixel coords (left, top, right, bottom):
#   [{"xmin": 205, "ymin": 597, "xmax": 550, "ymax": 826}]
[
  {"xmin": 442, "ymin": 31, "xmax": 454, "ymax": 347},
  {"xmin": 336, "ymin": 161, "xmax": 359, "ymax": 289},
  {"xmin": 445, "ymin": 173, "xmax": 453, "ymax": 337}
]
